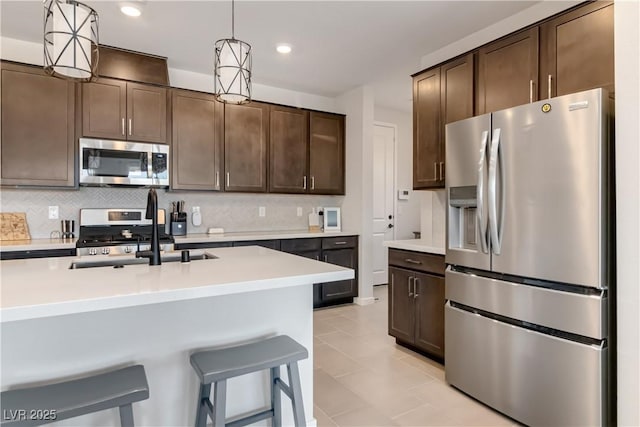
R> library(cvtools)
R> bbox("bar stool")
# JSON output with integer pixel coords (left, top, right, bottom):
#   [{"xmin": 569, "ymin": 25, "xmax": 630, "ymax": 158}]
[
  {"xmin": 190, "ymin": 335, "xmax": 309, "ymax": 427},
  {"xmin": 0, "ymin": 365, "xmax": 149, "ymax": 427}
]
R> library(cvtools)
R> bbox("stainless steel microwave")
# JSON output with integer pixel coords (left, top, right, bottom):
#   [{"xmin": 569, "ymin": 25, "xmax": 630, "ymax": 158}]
[{"xmin": 79, "ymin": 138, "xmax": 169, "ymax": 187}]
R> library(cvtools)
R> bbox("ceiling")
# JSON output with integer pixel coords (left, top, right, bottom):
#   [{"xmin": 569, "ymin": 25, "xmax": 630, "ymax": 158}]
[{"xmin": 1, "ymin": 1, "xmax": 539, "ymax": 112}]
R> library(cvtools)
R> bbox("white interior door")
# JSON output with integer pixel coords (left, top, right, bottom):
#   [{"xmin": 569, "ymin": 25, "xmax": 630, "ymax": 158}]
[{"xmin": 372, "ymin": 123, "xmax": 396, "ymax": 285}]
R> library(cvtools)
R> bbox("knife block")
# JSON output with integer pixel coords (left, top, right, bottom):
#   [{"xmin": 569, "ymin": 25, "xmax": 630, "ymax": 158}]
[{"xmin": 170, "ymin": 213, "xmax": 187, "ymax": 236}]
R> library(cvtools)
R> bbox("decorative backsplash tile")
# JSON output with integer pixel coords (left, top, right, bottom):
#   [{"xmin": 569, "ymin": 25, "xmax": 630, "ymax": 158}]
[{"xmin": 0, "ymin": 187, "xmax": 342, "ymax": 239}]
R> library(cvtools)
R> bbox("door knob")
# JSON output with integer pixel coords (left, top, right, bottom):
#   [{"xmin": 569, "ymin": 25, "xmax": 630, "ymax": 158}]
[{"xmin": 388, "ymin": 224, "xmax": 394, "ymax": 229}]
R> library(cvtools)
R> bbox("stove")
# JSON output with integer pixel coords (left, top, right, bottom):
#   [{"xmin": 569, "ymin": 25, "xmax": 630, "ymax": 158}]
[{"xmin": 76, "ymin": 208, "xmax": 174, "ymax": 256}]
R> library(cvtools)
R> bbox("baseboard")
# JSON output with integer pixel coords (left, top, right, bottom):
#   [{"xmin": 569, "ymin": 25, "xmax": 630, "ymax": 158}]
[{"xmin": 353, "ymin": 296, "xmax": 375, "ymax": 306}]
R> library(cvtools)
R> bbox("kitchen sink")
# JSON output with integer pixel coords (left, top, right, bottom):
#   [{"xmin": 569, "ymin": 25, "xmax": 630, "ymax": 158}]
[{"xmin": 69, "ymin": 252, "xmax": 217, "ymax": 269}]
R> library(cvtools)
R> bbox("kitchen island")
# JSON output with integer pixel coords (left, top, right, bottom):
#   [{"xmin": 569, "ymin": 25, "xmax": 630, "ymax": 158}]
[{"xmin": 1, "ymin": 246, "xmax": 353, "ymax": 426}]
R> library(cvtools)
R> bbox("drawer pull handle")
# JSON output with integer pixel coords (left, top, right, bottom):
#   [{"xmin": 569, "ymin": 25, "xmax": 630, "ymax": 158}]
[
  {"xmin": 334, "ymin": 241, "xmax": 347, "ymax": 245},
  {"xmin": 404, "ymin": 259, "xmax": 422, "ymax": 265}
]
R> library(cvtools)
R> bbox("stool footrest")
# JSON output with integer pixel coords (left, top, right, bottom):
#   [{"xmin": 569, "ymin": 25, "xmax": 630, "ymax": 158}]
[{"xmin": 226, "ymin": 409, "xmax": 274, "ymax": 427}]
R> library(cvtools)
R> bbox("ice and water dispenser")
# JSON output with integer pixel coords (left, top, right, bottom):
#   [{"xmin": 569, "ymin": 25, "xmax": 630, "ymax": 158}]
[{"xmin": 448, "ymin": 185, "xmax": 479, "ymax": 251}]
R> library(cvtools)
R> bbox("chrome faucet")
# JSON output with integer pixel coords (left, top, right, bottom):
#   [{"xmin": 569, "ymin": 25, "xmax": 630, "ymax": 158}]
[{"xmin": 135, "ymin": 188, "xmax": 161, "ymax": 266}]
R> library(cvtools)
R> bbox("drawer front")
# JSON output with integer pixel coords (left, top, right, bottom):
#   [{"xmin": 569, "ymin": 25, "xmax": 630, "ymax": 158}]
[
  {"xmin": 280, "ymin": 238, "xmax": 321, "ymax": 253},
  {"xmin": 174, "ymin": 242, "xmax": 232, "ymax": 250},
  {"xmin": 321, "ymin": 280, "xmax": 356, "ymax": 300},
  {"xmin": 388, "ymin": 249, "xmax": 445, "ymax": 275},
  {"xmin": 321, "ymin": 236, "xmax": 357, "ymax": 250},
  {"xmin": 445, "ymin": 303, "xmax": 606, "ymax": 426},
  {"xmin": 446, "ymin": 267, "xmax": 607, "ymax": 339},
  {"xmin": 232, "ymin": 240, "xmax": 281, "ymax": 250}
]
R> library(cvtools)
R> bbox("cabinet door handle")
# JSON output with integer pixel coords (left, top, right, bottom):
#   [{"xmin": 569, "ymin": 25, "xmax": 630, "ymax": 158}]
[
  {"xmin": 216, "ymin": 171, "xmax": 219, "ymax": 188},
  {"xmin": 439, "ymin": 162, "xmax": 444, "ymax": 181},
  {"xmin": 529, "ymin": 80, "xmax": 534, "ymax": 103},
  {"xmin": 226, "ymin": 172, "xmax": 230, "ymax": 187},
  {"xmin": 128, "ymin": 118, "xmax": 132, "ymax": 136},
  {"xmin": 434, "ymin": 162, "xmax": 438, "ymax": 180},
  {"xmin": 548, "ymin": 74, "xmax": 552, "ymax": 99},
  {"xmin": 121, "ymin": 118, "xmax": 125, "ymax": 136},
  {"xmin": 404, "ymin": 259, "xmax": 422, "ymax": 265},
  {"xmin": 311, "ymin": 176, "xmax": 315, "ymax": 190},
  {"xmin": 408, "ymin": 276, "xmax": 414, "ymax": 297},
  {"xmin": 414, "ymin": 278, "xmax": 419, "ymax": 299},
  {"xmin": 303, "ymin": 176, "xmax": 307, "ymax": 190},
  {"xmin": 323, "ymin": 254, "xmax": 328, "ymax": 262},
  {"xmin": 316, "ymin": 255, "xmax": 319, "ymax": 261}
]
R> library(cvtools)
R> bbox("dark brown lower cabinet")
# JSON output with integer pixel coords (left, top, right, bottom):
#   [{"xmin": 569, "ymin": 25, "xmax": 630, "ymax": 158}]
[
  {"xmin": 388, "ymin": 249, "xmax": 445, "ymax": 360},
  {"xmin": 321, "ymin": 248, "xmax": 357, "ymax": 303},
  {"xmin": 176, "ymin": 235, "xmax": 358, "ymax": 309}
]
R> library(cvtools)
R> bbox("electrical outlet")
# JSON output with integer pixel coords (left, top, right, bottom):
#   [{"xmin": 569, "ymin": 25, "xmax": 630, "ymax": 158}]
[
  {"xmin": 48, "ymin": 206, "xmax": 59, "ymax": 220},
  {"xmin": 259, "ymin": 206, "xmax": 266, "ymax": 217},
  {"xmin": 296, "ymin": 207, "xmax": 302, "ymax": 217}
]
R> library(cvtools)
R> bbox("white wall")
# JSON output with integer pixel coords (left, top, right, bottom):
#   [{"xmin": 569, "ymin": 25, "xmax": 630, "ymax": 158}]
[
  {"xmin": 338, "ymin": 86, "xmax": 375, "ymax": 304},
  {"xmin": 614, "ymin": 1, "xmax": 640, "ymax": 424},
  {"xmin": 373, "ymin": 106, "xmax": 419, "ymax": 240}
]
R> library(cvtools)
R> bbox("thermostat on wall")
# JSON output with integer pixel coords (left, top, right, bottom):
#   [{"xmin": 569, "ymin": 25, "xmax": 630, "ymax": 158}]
[{"xmin": 398, "ymin": 189, "xmax": 410, "ymax": 200}]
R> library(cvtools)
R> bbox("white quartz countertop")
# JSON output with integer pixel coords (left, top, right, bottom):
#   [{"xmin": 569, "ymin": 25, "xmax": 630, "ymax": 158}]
[
  {"xmin": 0, "ymin": 246, "xmax": 354, "ymax": 323},
  {"xmin": 383, "ymin": 239, "xmax": 445, "ymax": 255},
  {"xmin": 0, "ymin": 238, "xmax": 77, "ymax": 252},
  {"xmin": 175, "ymin": 230, "xmax": 358, "ymax": 244}
]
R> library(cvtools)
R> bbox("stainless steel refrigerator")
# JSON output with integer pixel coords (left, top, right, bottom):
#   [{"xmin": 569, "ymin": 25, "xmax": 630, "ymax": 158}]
[{"xmin": 444, "ymin": 88, "xmax": 613, "ymax": 426}]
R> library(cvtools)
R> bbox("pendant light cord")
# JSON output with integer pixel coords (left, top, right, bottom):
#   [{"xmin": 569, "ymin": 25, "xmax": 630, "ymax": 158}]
[{"xmin": 231, "ymin": 0, "xmax": 235, "ymax": 39}]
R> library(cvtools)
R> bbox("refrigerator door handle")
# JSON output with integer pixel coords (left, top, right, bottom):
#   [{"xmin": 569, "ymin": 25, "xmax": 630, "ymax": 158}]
[
  {"xmin": 477, "ymin": 130, "xmax": 490, "ymax": 254},
  {"xmin": 488, "ymin": 128, "xmax": 502, "ymax": 254}
]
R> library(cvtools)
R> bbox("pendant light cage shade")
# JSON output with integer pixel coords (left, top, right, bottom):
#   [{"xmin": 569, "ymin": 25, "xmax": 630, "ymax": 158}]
[
  {"xmin": 44, "ymin": 0, "xmax": 99, "ymax": 81},
  {"xmin": 214, "ymin": 38, "xmax": 252, "ymax": 104}
]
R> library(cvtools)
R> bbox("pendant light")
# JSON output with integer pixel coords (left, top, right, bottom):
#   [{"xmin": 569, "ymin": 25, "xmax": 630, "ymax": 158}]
[
  {"xmin": 43, "ymin": 0, "xmax": 99, "ymax": 81},
  {"xmin": 214, "ymin": 0, "xmax": 252, "ymax": 104}
]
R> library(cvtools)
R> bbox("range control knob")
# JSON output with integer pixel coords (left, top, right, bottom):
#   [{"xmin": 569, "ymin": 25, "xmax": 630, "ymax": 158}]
[
  {"xmin": 101, "ymin": 247, "xmax": 110, "ymax": 255},
  {"xmin": 88, "ymin": 248, "xmax": 98, "ymax": 256},
  {"xmin": 124, "ymin": 246, "xmax": 133, "ymax": 254}
]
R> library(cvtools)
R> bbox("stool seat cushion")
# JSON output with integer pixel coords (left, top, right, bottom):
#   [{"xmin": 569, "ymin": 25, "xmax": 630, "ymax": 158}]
[
  {"xmin": 190, "ymin": 335, "xmax": 308, "ymax": 384},
  {"xmin": 0, "ymin": 365, "xmax": 148, "ymax": 427}
]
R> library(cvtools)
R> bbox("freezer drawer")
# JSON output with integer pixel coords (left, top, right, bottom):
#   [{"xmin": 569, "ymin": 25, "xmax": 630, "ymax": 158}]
[
  {"xmin": 445, "ymin": 303, "xmax": 607, "ymax": 427},
  {"xmin": 446, "ymin": 267, "xmax": 607, "ymax": 339}
]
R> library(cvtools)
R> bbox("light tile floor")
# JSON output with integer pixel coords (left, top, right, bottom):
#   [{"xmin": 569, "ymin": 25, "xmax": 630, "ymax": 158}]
[{"xmin": 313, "ymin": 285, "xmax": 518, "ymax": 427}]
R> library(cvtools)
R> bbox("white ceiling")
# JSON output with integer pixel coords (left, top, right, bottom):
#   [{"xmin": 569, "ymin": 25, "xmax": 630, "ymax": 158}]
[{"xmin": 1, "ymin": 1, "xmax": 539, "ymax": 112}]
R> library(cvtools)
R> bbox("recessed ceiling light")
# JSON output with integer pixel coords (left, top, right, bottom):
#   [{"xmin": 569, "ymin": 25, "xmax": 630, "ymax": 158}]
[
  {"xmin": 276, "ymin": 44, "xmax": 292, "ymax": 54},
  {"xmin": 121, "ymin": 4, "xmax": 141, "ymax": 17}
]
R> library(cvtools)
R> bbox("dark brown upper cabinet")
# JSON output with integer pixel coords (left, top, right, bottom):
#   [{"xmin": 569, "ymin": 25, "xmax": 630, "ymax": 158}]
[
  {"xmin": 477, "ymin": 27, "xmax": 539, "ymax": 114},
  {"xmin": 171, "ymin": 89, "xmax": 223, "ymax": 191},
  {"xmin": 224, "ymin": 101, "xmax": 269, "ymax": 192},
  {"xmin": 413, "ymin": 68, "xmax": 442, "ymax": 189},
  {"xmin": 82, "ymin": 77, "xmax": 168, "ymax": 144},
  {"xmin": 540, "ymin": 1, "xmax": 614, "ymax": 99},
  {"xmin": 1, "ymin": 62, "xmax": 75, "ymax": 187},
  {"xmin": 413, "ymin": 53, "xmax": 474, "ymax": 190},
  {"xmin": 309, "ymin": 111, "xmax": 345, "ymax": 195},
  {"xmin": 269, "ymin": 105, "xmax": 309, "ymax": 193}
]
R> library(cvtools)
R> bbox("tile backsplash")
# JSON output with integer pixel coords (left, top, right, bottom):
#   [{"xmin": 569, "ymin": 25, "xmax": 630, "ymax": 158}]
[
  {"xmin": 0, "ymin": 187, "xmax": 341, "ymax": 239},
  {"xmin": 419, "ymin": 189, "xmax": 446, "ymax": 248}
]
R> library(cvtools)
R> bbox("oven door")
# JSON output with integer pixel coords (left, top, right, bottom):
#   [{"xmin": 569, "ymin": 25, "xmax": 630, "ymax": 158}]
[{"xmin": 79, "ymin": 138, "xmax": 169, "ymax": 187}]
